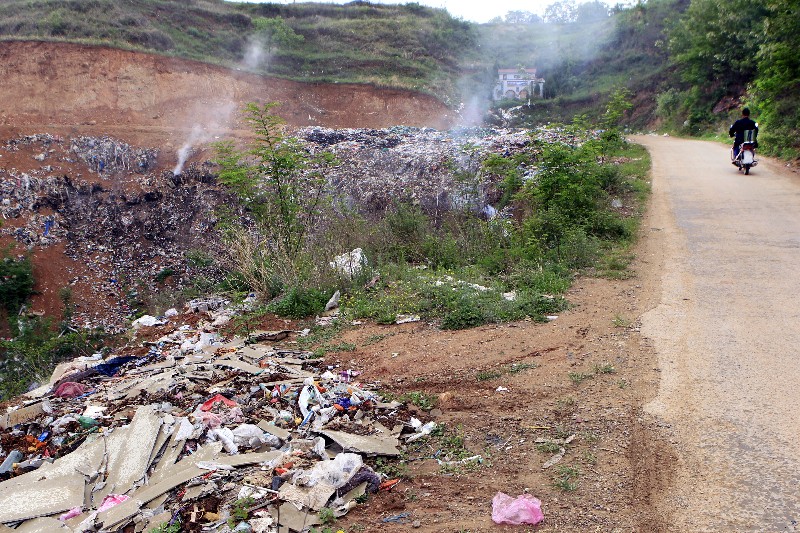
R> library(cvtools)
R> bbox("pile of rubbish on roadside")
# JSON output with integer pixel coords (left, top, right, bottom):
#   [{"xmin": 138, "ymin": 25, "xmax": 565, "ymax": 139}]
[
  {"xmin": 297, "ymin": 125, "xmax": 597, "ymax": 215},
  {"xmin": 0, "ymin": 299, "xmax": 431, "ymax": 532}
]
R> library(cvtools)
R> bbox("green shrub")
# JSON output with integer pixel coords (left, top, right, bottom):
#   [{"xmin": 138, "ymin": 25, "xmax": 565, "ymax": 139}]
[
  {"xmin": 441, "ymin": 298, "xmax": 486, "ymax": 330},
  {"xmin": 0, "ymin": 252, "xmax": 34, "ymax": 316},
  {"xmin": 268, "ymin": 287, "xmax": 330, "ymax": 318}
]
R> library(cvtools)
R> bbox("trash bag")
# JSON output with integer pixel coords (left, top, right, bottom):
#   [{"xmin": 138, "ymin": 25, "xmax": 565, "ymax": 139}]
[
  {"xmin": 491, "ymin": 492, "xmax": 544, "ymax": 525},
  {"xmin": 53, "ymin": 382, "xmax": 88, "ymax": 398}
]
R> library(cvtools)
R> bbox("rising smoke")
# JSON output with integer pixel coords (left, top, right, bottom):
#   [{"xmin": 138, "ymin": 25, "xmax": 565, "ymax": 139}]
[{"xmin": 172, "ymin": 39, "xmax": 267, "ymax": 175}]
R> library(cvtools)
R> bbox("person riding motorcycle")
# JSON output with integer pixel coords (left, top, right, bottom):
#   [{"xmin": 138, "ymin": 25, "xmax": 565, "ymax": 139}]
[{"xmin": 729, "ymin": 107, "xmax": 758, "ymax": 163}]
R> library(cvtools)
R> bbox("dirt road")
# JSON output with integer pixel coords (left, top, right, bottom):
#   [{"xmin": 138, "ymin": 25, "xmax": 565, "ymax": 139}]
[{"xmin": 633, "ymin": 135, "xmax": 800, "ymax": 532}]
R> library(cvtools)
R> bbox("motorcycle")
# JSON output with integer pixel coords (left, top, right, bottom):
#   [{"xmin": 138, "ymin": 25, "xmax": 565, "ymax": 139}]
[{"xmin": 731, "ymin": 129, "xmax": 758, "ymax": 175}]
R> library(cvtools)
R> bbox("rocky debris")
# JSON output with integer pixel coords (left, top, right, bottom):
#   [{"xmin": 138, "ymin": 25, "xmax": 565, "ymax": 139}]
[
  {"xmin": 0, "ymin": 125, "xmax": 594, "ymax": 332},
  {"xmin": 69, "ymin": 136, "xmax": 157, "ymax": 174},
  {"xmin": 297, "ymin": 125, "xmax": 595, "ymax": 215},
  {"xmin": 0, "ymin": 305, "xmax": 423, "ymax": 532}
]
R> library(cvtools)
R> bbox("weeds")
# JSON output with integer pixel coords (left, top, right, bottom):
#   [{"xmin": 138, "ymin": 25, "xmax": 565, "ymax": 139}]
[
  {"xmin": 536, "ymin": 442, "xmax": 562, "ymax": 454},
  {"xmin": 569, "ymin": 371, "xmax": 593, "ymax": 384},
  {"xmin": 149, "ymin": 522, "xmax": 180, "ymax": 533},
  {"xmin": 594, "ymin": 362, "xmax": 616, "ymax": 374},
  {"xmin": 362, "ymin": 333, "xmax": 394, "ymax": 345},
  {"xmin": 476, "ymin": 370, "xmax": 502, "ymax": 381},
  {"xmin": 227, "ymin": 497, "xmax": 254, "ymax": 528},
  {"xmin": 318, "ymin": 507, "xmax": 335, "ymax": 525},
  {"xmin": 611, "ymin": 314, "xmax": 630, "ymax": 328},
  {"xmin": 403, "ymin": 391, "xmax": 438, "ymax": 411},
  {"xmin": 508, "ymin": 362, "xmax": 537, "ymax": 373},
  {"xmin": 553, "ymin": 464, "xmax": 581, "ymax": 491}
]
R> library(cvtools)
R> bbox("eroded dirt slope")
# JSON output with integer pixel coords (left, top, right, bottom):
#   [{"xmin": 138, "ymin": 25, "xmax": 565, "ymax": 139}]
[{"xmin": 0, "ymin": 41, "xmax": 455, "ymax": 147}]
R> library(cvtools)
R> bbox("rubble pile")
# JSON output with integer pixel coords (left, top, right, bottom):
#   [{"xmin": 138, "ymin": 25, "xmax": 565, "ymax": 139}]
[
  {"xmin": 70, "ymin": 137, "xmax": 158, "ymax": 174},
  {"xmin": 0, "ymin": 126, "xmax": 593, "ymax": 331},
  {"xmin": 298, "ymin": 125, "xmax": 594, "ymax": 215},
  {"xmin": 0, "ymin": 303, "xmax": 422, "ymax": 532}
]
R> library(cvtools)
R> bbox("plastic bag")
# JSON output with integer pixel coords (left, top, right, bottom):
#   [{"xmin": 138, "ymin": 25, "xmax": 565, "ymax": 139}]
[
  {"xmin": 491, "ymin": 492, "xmax": 544, "ymax": 525},
  {"xmin": 305, "ymin": 452, "xmax": 363, "ymax": 489},
  {"xmin": 232, "ymin": 424, "xmax": 266, "ymax": 448},
  {"xmin": 208, "ymin": 427, "xmax": 239, "ymax": 454}
]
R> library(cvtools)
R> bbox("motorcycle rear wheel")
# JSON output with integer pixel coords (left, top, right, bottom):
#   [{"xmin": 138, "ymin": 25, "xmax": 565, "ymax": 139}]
[{"xmin": 745, "ymin": 165, "xmax": 750, "ymax": 175}]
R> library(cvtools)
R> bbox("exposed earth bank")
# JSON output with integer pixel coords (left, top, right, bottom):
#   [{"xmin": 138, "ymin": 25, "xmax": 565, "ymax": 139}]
[{"xmin": 0, "ymin": 41, "xmax": 456, "ymax": 148}]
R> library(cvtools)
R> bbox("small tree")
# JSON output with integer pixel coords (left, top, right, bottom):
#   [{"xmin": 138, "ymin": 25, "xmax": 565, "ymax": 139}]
[
  {"xmin": 252, "ymin": 17, "xmax": 304, "ymax": 54},
  {"xmin": 215, "ymin": 103, "xmax": 335, "ymax": 289}
]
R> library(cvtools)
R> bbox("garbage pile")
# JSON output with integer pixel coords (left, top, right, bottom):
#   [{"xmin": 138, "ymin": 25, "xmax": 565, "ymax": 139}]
[
  {"xmin": 70, "ymin": 136, "xmax": 158, "ymax": 174},
  {"xmin": 297, "ymin": 125, "xmax": 596, "ymax": 215},
  {"xmin": 0, "ymin": 303, "xmax": 424, "ymax": 532}
]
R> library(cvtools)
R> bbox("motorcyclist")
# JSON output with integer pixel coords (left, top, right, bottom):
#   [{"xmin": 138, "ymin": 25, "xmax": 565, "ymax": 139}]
[{"xmin": 729, "ymin": 107, "xmax": 758, "ymax": 162}]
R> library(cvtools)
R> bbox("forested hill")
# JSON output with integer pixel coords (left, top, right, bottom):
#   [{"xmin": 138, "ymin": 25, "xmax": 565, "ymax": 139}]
[{"xmin": 663, "ymin": 0, "xmax": 799, "ymax": 158}]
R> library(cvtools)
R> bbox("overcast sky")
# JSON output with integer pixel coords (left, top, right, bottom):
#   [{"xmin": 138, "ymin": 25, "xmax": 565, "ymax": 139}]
[{"xmin": 229, "ymin": 0, "xmax": 625, "ymax": 23}]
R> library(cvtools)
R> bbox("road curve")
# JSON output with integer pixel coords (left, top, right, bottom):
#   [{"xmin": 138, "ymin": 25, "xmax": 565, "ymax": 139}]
[{"xmin": 632, "ymin": 135, "xmax": 800, "ymax": 532}]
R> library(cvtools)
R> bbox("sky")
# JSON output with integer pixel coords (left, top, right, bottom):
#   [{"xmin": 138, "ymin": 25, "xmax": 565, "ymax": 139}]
[{"xmin": 229, "ymin": 0, "xmax": 619, "ymax": 23}]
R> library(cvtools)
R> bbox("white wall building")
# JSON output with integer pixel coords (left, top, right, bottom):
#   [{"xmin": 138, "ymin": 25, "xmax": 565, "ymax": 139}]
[{"xmin": 494, "ymin": 68, "xmax": 545, "ymax": 101}]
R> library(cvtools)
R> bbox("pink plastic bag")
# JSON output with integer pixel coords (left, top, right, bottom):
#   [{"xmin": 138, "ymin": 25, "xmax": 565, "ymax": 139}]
[
  {"xmin": 97, "ymin": 494, "xmax": 130, "ymax": 513},
  {"xmin": 54, "ymin": 382, "xmax": 88, "ymax": 398},
  {"xmin": 491, "ymin": 492, "xmax": 544, "ymax": 525}
]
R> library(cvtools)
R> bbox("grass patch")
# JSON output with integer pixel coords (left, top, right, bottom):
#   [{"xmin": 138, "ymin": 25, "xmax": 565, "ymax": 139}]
[
  {"xmin": 476, "ymin": 370, "xmax": 502, "ymax": 381},
  {"xmin": 594, "ymin": 362, "xmax": 616, "ymax": 374},
  {"xmin": 569, "ymin": 371, "xmax": 594, "ymax": 384},
  {"xmin": 553, "ymin": 464, "xmax": 581, "ymax": 491}
]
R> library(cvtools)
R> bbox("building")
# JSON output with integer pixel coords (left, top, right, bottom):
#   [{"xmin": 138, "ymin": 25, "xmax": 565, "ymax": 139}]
[{"xmin": 493, "ymin": 68, "xmax": 545, "ymax": 101}]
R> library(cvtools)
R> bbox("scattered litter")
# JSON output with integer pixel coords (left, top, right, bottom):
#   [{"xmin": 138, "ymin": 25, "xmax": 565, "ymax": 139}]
[
  {"xmin": 395, "ymin": 314, "xmax": 421, "ymax": 324},
  {"xmin": 491, "ymin": 492, "xmax": 544, "ymax": 525},
  {"xmin": 0, "ymin": 304, "xmax": 438, "ymax": 532}
]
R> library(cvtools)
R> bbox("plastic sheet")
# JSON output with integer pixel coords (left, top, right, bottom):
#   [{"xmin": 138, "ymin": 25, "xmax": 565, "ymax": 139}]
[{"xmin": 491, "ymin": 492, "xmax": 544, "ymax": 525}]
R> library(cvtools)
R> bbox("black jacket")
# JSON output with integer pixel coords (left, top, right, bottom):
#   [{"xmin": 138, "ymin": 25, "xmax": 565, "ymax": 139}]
[{"xmin": 729, "ymin": 117, "xmax": 758, "ymax": 146}]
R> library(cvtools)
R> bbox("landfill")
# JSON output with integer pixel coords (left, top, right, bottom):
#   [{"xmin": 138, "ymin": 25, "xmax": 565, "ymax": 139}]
[
  {"xmin": 0, "ymin": 299, "xmax": 429, "ymax": 532},
  {"xmin": 0, "ymin": 124, "xmax": 592, "ymax": 333},
  {"xmin": 297, "ymin": 125, "xmax": 594, "ymax": 216}
]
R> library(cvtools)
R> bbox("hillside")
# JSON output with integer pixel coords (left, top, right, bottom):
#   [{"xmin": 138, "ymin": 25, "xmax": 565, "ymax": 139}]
[
  {"xmin": 0, "ymin": 0, "xmax": 681, "ymax": 126},
  {"xmin": 0, "ymin": 40, "xmax": 454, "ymax": 146},
  {"xmin": 0, "ymin": 0, "xmax": 474, "ymax": 97}
]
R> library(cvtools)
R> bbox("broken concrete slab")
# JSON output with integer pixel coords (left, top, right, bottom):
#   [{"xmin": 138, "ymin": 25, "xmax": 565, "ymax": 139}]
[
  {"xmin": 0, "ymin": 472, "xmax": 85, "ymax": 524},
  {"xmin": 257, "ymin": 420, "xmax": 291, "ymax": 440},
  {"xmin": 319, "ymin": 429, "xmax": 401, "ymax": 456},
  {"xmin": 0, "ymin": 400, "xmax": 50, "ymax": 429},
  {"xmin": 279, "ymin": 480, "xmax": 336, "ymax": 511},
  {"xmin": 100, "ymin": 405, "xmax": 162, "ymax": 496},
  {"xmin": 12, "ymin": 517, "xmax": 73, "ymax": 532},
  {"xmin": 214, "ymin": 358, "xmax": 264, "ymax": 375},
  {"xmin": 274, "ymin": 502, "xmax": 321, "ymax": 533}
]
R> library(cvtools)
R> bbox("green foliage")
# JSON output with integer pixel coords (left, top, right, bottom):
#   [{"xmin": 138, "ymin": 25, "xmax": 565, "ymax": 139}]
[
  {"xmin": 0, "ymin": 317, "xmax": 105, "ymax": 400},
  {"xmin": 227, "ymin": 497, "xmax": 255, "ymax": 528},
  {"xmin": 154, "ymin": 268, "xmax": 175, "ymax": 283},
  {"xmin": 0, "ymin": 251, "xmax": 35, "ymax": 316},
  {"xmin": 318, "ymin": 507, "xmax": 335, "ymax": 525},
  {"xmin": 751, "ymin": 0, "xmax": 800, "ymax": 158},
  {"xmin": 553, "ymin": 464, "xmax": 581, "ymax": 491},
  {"xmin": 215, "ymin": 103, "xmax": 336, "ymax": 291},
  {"xmin": 476, "ymin": 370, "xmax": 502, "ymax": 381},
  {"xmin": 149, "ymin": 521, "xmax": 180, "ymax": 533},
  {"xmin": 252, "ymin": 16, "xmax": 303, "ymax": 54},
  {"xmin": 268, "ymin": 287, "xmax": 330, "ymax": 319},
  {"xmin": 403, "ymin": 391, "xmax": 438, "ymax": 411}
]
